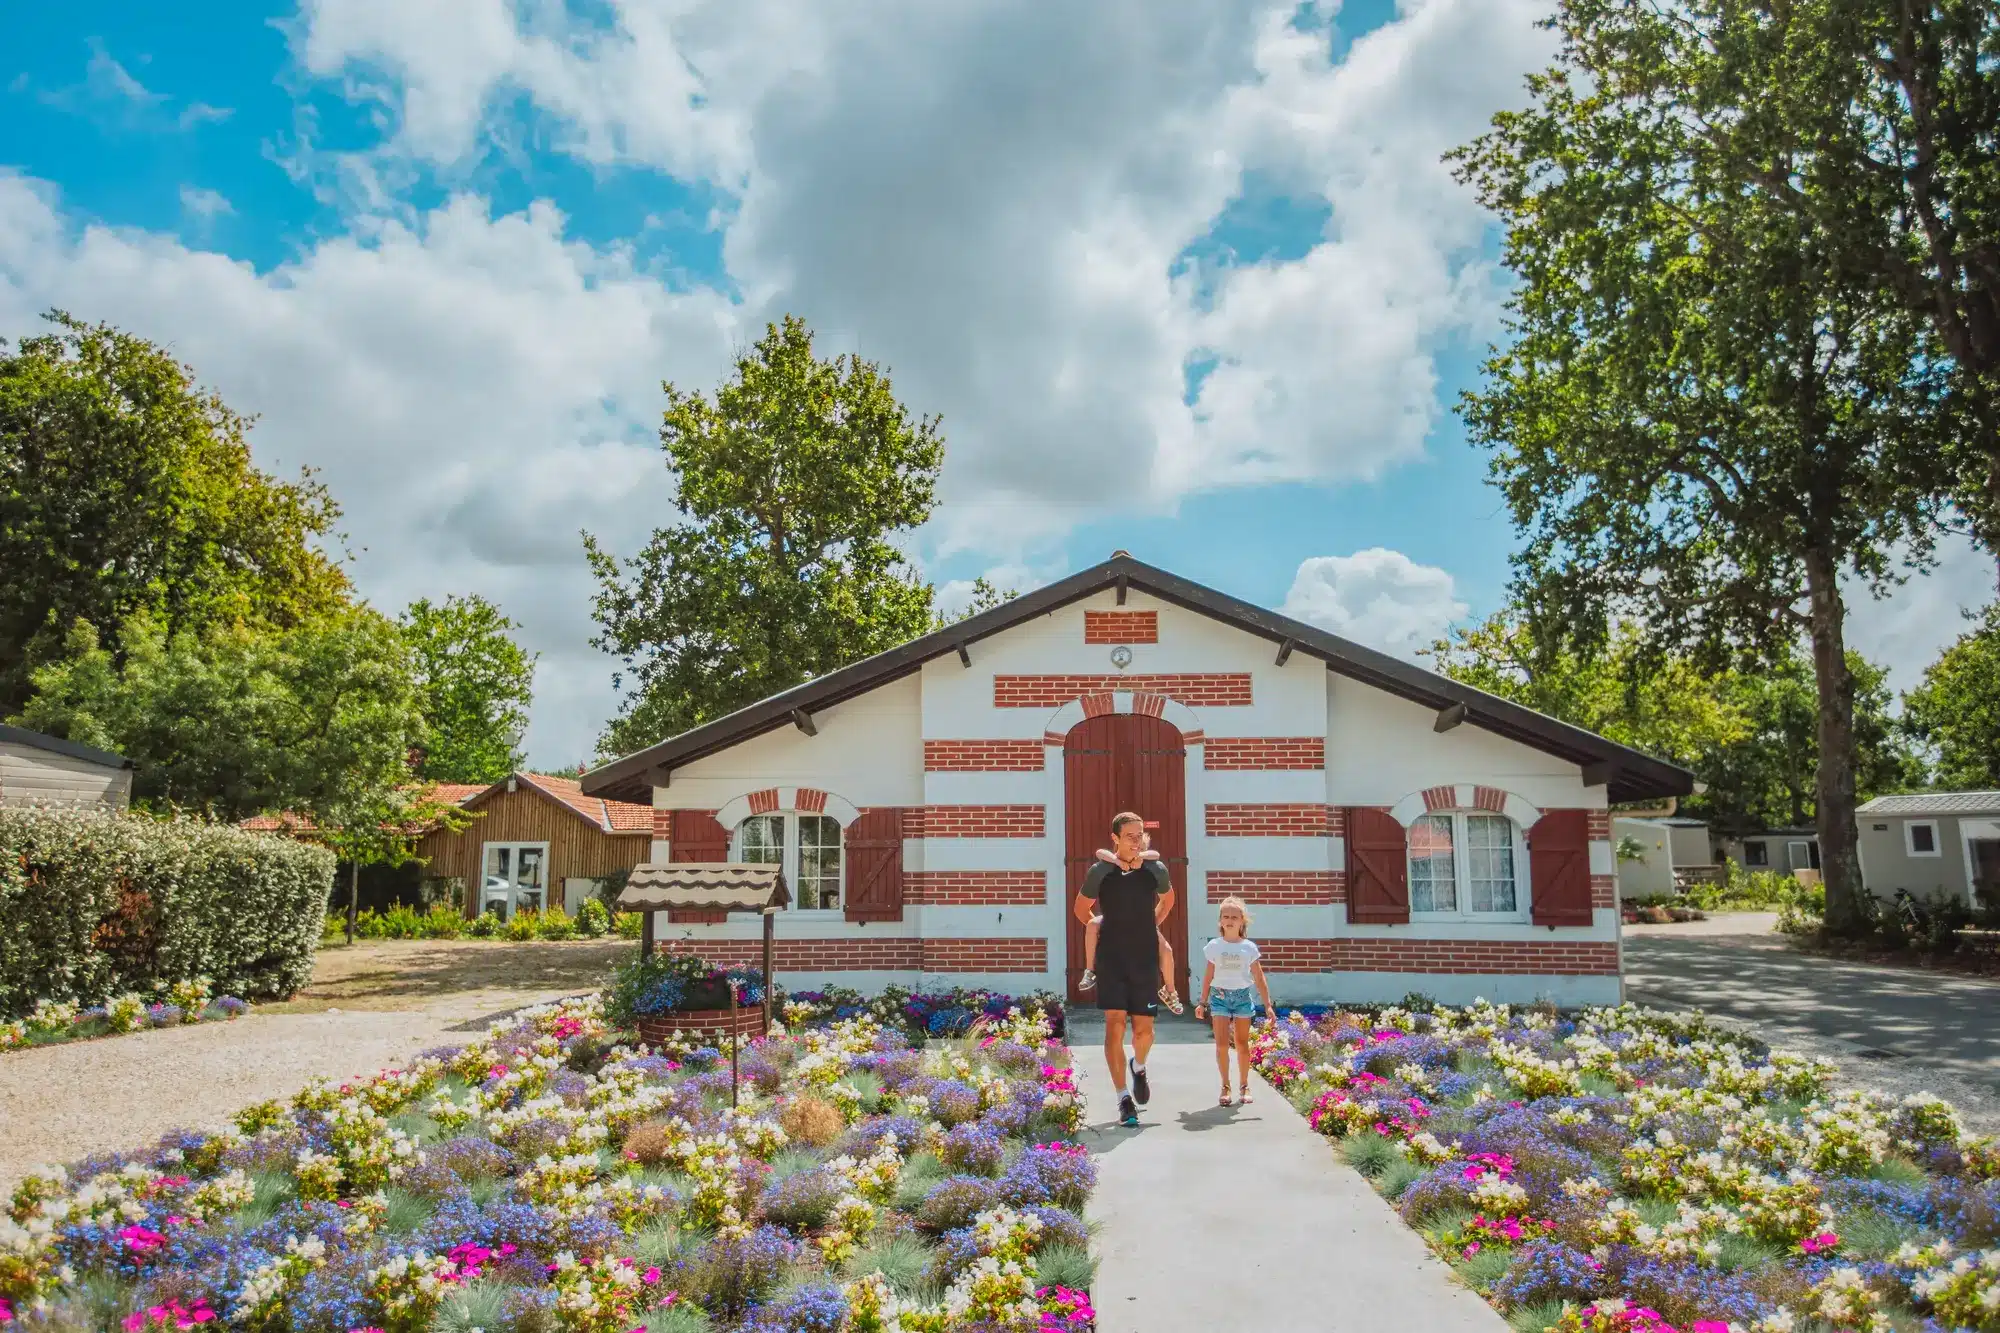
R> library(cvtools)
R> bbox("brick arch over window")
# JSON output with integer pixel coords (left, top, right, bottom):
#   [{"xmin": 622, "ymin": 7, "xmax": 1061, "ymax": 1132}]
[
  {"xmin": 713, "ymin": 786, "xmax": 863, "ymax": 830},
  {"xmin": 1039, "ymin": 691, "xmax": 1206, "ymax": 750},
  {"xmin": 1387, "ymin": 784, "xmax": 1542, "ymax": 831}
]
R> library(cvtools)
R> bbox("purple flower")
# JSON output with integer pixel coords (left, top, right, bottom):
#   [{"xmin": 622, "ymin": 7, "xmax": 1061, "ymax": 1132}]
[
  {"xmin": 917, "ymin": 1176, "xmax": 1002, "ymax": 1232},
  {"xmin": 940, "ymin": 1122, "xmax": 1006, "ymax": 1177}
]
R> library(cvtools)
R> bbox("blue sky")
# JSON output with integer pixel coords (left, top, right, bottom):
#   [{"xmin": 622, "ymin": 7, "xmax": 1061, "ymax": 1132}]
[{"xmin": 2, "ymin": 0, "xmax": 1986, "ymax": 764}]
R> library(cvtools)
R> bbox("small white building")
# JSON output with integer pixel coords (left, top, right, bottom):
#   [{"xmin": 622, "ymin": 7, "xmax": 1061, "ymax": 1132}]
[
  {"xmin": 1719, "ymin": 829, "xmax": 1820, "ymax": 875},
  {"xmin": 1612, "ymin": 816, "xmax": 1714, "ymax": 899},
  {"xmin": 581, "ymin": 555, "xmax": 1693, "ymax": 1007},
  {"xmin": 0, "ymin": 724, "xmax": 134, "ymax": 811},
  {"xmin": 1857, "ymin": 792, "xmax": 2000, "ymax": 907}
]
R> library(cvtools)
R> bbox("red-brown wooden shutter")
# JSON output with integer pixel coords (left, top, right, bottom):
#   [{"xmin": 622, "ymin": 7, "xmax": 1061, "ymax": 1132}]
[
  {"xmin": 1346, "ymin": 807, "xmax": 1410, "ymax": 925},
  {"xmin": 1529, "ymin": 809, "xmax": 1593, "ymax": 928},
  {"xmin": 667, "ymin": 809, "xmax": 732, "ymax": 923},
  {"xmin": 844, "ymin": 808, "xmax": 906, "ymax": 923}
]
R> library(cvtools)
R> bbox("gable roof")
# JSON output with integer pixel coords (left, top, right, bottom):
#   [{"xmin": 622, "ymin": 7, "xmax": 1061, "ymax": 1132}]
[
  {"xmin": 241, "ymin": 775, "xmax": 651, "ymax": 838},
  {"xmin": 0, "ymin": 724, "xmax": 133, "ymax": 771},
  {"xmin": 1859, "ymin": 791, "xmax": 2000, "ymax": 818},
  {"xmin": 581, "ymin": 554, "xmax": 1694, "ymax": 806}
]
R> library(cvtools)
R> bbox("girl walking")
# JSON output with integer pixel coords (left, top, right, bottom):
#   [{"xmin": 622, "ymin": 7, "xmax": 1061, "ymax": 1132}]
[{"xmin": 1193, "ymin": 896, "xmax": 1274, "ymax": 1106}]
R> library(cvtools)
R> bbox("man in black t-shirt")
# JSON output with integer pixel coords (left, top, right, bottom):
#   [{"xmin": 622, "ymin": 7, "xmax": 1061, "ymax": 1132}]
[{"xmin": 1074, "ymin": 810, "xmax": 1174, "ymax": 1127}]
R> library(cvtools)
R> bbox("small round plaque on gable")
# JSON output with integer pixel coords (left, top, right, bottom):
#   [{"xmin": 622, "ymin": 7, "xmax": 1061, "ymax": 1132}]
[{"xmin": 1109, "ymin": 645, "xmax": 1134, "ymax": 669}]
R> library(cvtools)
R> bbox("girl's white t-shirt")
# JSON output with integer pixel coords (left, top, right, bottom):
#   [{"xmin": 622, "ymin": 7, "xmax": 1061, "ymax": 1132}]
[{"xmin": 1203, "ymin": 937, "xmax": 1261, "ymax": 990}]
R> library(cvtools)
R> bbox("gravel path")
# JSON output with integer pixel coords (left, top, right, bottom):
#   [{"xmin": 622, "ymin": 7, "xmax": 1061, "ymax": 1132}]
[{"xmin": 0, "ymin": 938, "xmax": 620, "ymax": 1192}]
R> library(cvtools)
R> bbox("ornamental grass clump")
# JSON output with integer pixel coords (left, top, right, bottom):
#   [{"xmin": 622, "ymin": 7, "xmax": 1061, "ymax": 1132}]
[
  {"xmin": 4, "ymin": 991, "xmax": 1095, "ymax": 1333},
  {"xmin": 1255, "ymin": 1000, "xmax": 2000, "ymax": 1332}
]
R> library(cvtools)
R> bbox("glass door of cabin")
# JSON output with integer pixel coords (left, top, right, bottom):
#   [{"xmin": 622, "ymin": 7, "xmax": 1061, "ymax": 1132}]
[{"xmin": 481, "ymin": 842, "xmax": 548, "ymax": 919}]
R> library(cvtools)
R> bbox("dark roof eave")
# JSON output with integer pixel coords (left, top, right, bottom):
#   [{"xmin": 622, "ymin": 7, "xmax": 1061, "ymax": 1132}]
[
  {"xmin": 581, "ymin": 556, "xmax": 1695, "ymax": 805},
  {"xmin": 0, "ymin": 723, "xmax": 134, "ymax": 771}
]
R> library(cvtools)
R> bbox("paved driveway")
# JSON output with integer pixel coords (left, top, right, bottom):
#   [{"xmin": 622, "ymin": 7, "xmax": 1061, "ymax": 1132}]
[{"xmin": 1624, "ymin": 914, "xmax": 2000, "ymax": 1115}]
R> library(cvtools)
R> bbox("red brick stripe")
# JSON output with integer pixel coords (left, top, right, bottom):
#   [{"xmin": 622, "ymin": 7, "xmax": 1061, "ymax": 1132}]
[
  {"xmin": 1592, "ymin": 874, "xmax": 1617, "ymax": 908},
  {"xmin": 662, "ymin": 939, "xmax": 923, "ymax": 970},
  {"xmin": 1206, "ymin": 871, "xmax": 1341, "ymax": 905},
  {"xmin": 795, "ymin": 787, "xmax": 828, "ymax": 813},
  {"xmin": 920, "ymin": 806, "xmax": 1046, "ymax": 838},
  {"xmin": 1081, "ymin": 692, "xmax": 1116, "ymax": 718},
  {"xmin": 994, "ymin": 674, "xmax": 1253, "ymax": 708},
  {"xmin": 1085, "ymin": 610, "xmax": 1158, "ymax": 644},
  {"xmin": 1473, "ymin": 785, "xmax": 1508, "ymax": 813},
  {"xmin": 1131, "ymin": 691, "xmax": 1168, "ymax": 718},
  {"xmin": 923, "ymin": 740, "xmax": 1046, "ymax": 771},
  {"xmin": 747, "ymin": 788, "xmax": 780, "ymax": 815},
  {"xmin": 1249, "ymin": 938, "xmax": 1620, "ymax": 976},
  {"xmin": 652, "ymin": 808, "xmax": 672, "ymax": 838},
  {"xmin": 905, "ymin": 871, "xmax": 1046, "ymax": 906},
  {"xmin": 922, "ymin": 939, "xmax": 1046, "ymax": 973},
  {"xmin": 1205, "ymin": 803, "xmax": 1334, "ymax": 837},
  {"xmin": 1422, "ymin": 785, "xmax": 1458, "ymax": 812},
  {"xmin": 1586, "ymin": 812, "xmax": 1612, "ymax": 839},
  {"xmin": 1333, "ymin": 939, "xmax": 1620, "ymax": 975},
  {"xmin": 1202, "ymin": 737, "xmax": 1324, "ymax": 770}
]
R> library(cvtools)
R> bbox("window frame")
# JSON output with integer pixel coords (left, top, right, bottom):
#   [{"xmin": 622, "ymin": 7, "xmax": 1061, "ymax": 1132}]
[
  {"xmin": 732, "ymin": 811, "xmax": 845, "ymax": 913},
  {"xmin": 1405, "ymin": 810, "xmax": 1532, "ymax": 924},
  {"xmin": 1743, "ymin": 841, "xmax": 1770, "ymax": 868},
  {"xmin": 480, "ymin": 841, "xmax": 550, "ymax": 919},
  {"xmin": 1905, "ymin": 820, "xmax": 1942, "ymax": 858}
]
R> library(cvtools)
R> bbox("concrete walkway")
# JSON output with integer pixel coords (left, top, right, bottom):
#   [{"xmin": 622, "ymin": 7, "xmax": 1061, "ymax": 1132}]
[{"xmin": 1070, "ymin": 1018, "xmax": 1505, "ymax": 1332}]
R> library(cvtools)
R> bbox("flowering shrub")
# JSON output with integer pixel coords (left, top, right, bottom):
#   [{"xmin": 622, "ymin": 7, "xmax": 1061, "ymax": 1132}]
[
  {"xmin": 785, "ymin": 984, "xmax": 1067, "ymax": 1043},
  {"xmin": 0, "ymin": 807, "xmax": 331, "ymax": 1017},
  {"xmin": 4, "ymin": 994, "xmax": 1097, "ymax": 1331},
  {"xmin": 1259, "ymin": 1000, "xmax": 2000, "ymax": 1332}
]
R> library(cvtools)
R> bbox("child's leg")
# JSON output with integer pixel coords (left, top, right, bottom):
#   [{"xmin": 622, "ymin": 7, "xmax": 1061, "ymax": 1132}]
[
  {"xmin": 1232, "ymin": 1017, "xmax": 1254, "ymax": 1096},
  {"xmin": 1084, "ymin": 916, "xmax": 1099, "ymax": 970},
  {"xmin": 1157, "ymin": 931, "xmax": 1175, "ymax": 992},
  {"xmin": 1212, "ymin": 1016, "xmax": 1233, "ymax": 1098}
]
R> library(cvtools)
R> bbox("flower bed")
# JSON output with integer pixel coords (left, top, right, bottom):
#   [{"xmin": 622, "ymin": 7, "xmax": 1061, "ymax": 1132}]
[
  {"xmin": 1256, "ymin": 1001, "xmax": 2000, "ymax": 1333},
  {"xmin": 785, "ymin": 988, "xmax": 1067, "ymax": 1045},
  {"xmin": 1, "ymin": 995, "xmax": 1097, "ymax": 1331},
  {"xmin": 1, "ymin": 979, "xmax": 248, "ymax": 1055}
]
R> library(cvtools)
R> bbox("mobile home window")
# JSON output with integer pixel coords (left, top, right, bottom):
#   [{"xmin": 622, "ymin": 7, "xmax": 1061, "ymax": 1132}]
[
  {"xmin": 1743, "ymin": 841, "xmax": 1769, "ymax": 867},
  {"xmin": 1906, "ymin": 821, "xmax": 1941, "ymax": 857}
]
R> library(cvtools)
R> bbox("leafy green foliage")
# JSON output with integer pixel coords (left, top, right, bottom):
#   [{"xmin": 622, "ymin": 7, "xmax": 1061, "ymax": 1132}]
[
  {"xmin": 399, "ymin": 594, "xmax": 536, "ymax": 784},
  {"xmin": 1451, "ymin": 2, "xmax": 1955, "ymax": 931},
  {"xmin": 586, "ymin": 316, "xmax": 943, "ymax": 757},
  {"xmin": 933, "ymin": 577, "xmax": 1019, "ymax": 629},
  {"xmin": 0, "ymin": 313, "xmax": 349, "ymax": 716},
  {"xmin": 1903, "ymin": 603, "xmax": 2000, "ymax": 790},
  {"xmin": 0, "ymin": 806, "xmax": 335, "ymax": 1016},
  {"xmin": 17, "ymin": 608, "xmax": 428, "ymax": 825}
]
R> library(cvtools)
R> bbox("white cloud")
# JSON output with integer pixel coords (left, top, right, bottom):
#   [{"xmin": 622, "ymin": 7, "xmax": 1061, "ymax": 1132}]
[
  {"xmin": 178, "ymin": 186, "xmax": 233, "ymax": 221},
  {"xmin": 1846, "ymin": 532, "xmax": 1999, "ymax": 696},
  {"xmin": 1280, "ymin": 548, "xmax": 1468, "ymax": 658},
  {"xmin": 0, "ymin": 172, "xmax": 739, "ymax": 766},
  {"xmin": 34, "ymin": 39, "xmax": 233, "ymax": 133},
  {"xmin": 290, "ymin": 0, "xmax": 1559, "ymax": 561}
]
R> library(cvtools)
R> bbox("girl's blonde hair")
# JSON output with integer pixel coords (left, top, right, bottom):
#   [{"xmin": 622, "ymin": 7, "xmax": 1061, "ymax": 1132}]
[{"xmin": 1216, "ymin": 895, "xmax": 1253, "ymax": 938}]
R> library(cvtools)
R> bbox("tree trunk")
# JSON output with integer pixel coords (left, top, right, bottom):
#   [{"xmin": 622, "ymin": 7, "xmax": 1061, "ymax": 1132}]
[
  {"xmin": 1803, "ymin": 546, "xmax": 1865, "ymax": 935},
  {"xmin": 346, "ymin": 861, "xmax": 359, "ymax": 945}
]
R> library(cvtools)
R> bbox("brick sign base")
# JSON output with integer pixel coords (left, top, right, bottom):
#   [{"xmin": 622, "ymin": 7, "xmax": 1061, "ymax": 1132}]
[{"xmin": 635, "ymin": 1009, "xmax": 766, "ymax": 1045}]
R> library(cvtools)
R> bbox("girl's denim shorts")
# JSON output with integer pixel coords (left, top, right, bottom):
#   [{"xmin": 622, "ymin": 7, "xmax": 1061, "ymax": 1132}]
[{"xmin": 1207, "ymin": 986, "xmax": 1258, "ymax": 1019}]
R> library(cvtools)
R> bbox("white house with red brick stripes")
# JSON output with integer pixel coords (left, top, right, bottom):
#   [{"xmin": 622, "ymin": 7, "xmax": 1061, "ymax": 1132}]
[{"xmin": 580, "ymin": 554, "xmax": 1692, "ymax": 1008}]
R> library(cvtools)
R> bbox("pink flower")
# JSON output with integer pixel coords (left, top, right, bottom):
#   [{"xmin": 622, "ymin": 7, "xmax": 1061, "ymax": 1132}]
[
  {"xmin": 642, "ymin": 1267, "xmax": 661, "ymax": 1284},
  {"xmin": 1, "ymin": 1297, "xmax": 14, "ymax": 1324},
  {"xmin": 117, "ymin": 1225, "xmax": 167, "ymax": 1254},
  {"xmin": 1801, "ymin": 1231, "xmax": 1840, "ymax": 1255}
]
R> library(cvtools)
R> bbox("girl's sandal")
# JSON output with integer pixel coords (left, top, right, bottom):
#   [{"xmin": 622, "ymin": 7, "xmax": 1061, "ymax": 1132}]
[
  {"xmin": 1219, "ymin": 1089, "xmax": 1234, "ymax": 1106},
  {"xmin": 1238, "ymin": 1085, "xmax": 1254, "ymax": 1104},
  {"xmin": 1158, "ymin": 984, "xmax": 1185, "ymax": 1016}
]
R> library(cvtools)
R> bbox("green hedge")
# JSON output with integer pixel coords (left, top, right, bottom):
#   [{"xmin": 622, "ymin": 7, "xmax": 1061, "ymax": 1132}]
[{"xmin": 0, "ymin": 808, "xmax": 335, "ymax": 1017}]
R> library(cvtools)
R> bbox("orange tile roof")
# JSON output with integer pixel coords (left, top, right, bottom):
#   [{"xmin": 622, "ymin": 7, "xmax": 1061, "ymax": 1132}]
[{"xmin": 515, "ymin": 771, "xmax": 653, "ymax": 834}]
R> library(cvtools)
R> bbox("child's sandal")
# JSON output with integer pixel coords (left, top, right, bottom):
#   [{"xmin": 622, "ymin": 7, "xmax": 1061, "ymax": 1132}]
[
  {"xmin": 1078, "ymin": 969, "xmax": 1097, "ymax": 991},
  {"xmin": 1158, "ymin": 984, "xmax": 1185, "ymax": 1016},
  {"xmin": 1219, "ymin": 1089, "xmax": 1233, "ymax": 1106},
  {"xmin": 1238, "ymin": 1084, "xmax": 1253, "ymax": 1104}
]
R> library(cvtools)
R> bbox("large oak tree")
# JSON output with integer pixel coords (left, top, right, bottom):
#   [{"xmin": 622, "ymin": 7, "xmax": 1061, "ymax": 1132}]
[
  {"xmin": 1454, "ymin": 10, "xmax": 1952, "ymax": 931},
  {"xmin": 586, "ymin": 316, "xmax": 943, "ymax": 757}
]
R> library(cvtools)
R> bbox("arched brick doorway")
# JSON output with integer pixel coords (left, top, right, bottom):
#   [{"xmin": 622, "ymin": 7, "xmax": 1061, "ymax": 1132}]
[{"xmin": 1063, "ymin": 712, "xmax": 1190, "ymax": 1006}]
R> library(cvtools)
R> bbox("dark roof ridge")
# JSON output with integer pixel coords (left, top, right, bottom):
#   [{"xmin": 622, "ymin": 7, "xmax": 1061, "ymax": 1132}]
[
  {"xmin": 0, "ymin": 723, "xmax": 134, "ymax": 770},
  {"xmin": 580, "ymin": 554, "xmax": 1694, "ymax": 805}
]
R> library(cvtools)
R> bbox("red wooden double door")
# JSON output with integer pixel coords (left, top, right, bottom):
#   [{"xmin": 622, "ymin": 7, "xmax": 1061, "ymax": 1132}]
[{"xmin": 1063, "ymin": 713, "xmax": 1191, "ymax": 1006}]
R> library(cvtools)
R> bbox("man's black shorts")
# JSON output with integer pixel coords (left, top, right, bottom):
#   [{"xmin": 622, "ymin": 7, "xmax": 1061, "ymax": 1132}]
[{"xmin": 1096, "ymin": 970, "xmax": 1160, "ymax": 1016}]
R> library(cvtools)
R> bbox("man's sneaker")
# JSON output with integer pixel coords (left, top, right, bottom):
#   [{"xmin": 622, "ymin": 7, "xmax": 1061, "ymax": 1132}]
[
  {"xmin": 1129, "ymin": 1060, "xmax": 1151, "ymax": 1106},
  {"xmin": 1078, "ymin": 968, "xmax": 1097, "ymax": 991},
  {"xmin": 1118, "ymin": 1094, "xmax": 1140, "ymax": 1127}
]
